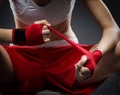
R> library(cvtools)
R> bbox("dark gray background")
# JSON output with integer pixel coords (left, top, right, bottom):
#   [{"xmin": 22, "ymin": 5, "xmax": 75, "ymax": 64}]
[{"xmin": 0, "ymin": 0, "xmax": 119, "ymax": 95}]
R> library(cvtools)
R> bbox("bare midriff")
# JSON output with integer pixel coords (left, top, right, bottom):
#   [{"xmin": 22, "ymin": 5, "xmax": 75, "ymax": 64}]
[{"xmin": 14, "ymin": 15, "xmax": 76, "ymax": 41}]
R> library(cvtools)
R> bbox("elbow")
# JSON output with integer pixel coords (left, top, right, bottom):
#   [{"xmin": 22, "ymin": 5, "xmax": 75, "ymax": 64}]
[
  {"xmin": 111, "ymin": 26, "xmax": 120, "ymax": 45},
  {"xmin": 103, "ymin": 25, "xmax": 120, "ymax": 45}
]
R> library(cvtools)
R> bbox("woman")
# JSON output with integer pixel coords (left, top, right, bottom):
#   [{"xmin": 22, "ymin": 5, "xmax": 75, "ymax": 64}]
[{"xmin": 0, "ymin": 0, "xmax": 120, "ymax": 95}]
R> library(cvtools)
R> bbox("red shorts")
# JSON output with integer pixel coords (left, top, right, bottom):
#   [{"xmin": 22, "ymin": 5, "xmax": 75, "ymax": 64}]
[{"xmin": 2, "ymin": 44, "xmax": 105, "ymax": 95}]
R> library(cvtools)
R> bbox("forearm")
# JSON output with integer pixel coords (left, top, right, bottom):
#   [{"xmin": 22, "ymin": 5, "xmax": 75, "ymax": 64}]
[
  {"xmin": 82, "ymin": 0, "xmax": 120, "ymax": 54},
  {"xmin": 0, "ymin": 24, "xmax": 46, "ymax": 45},
  {"xmin": 96, "ymin": 27, "xmax": 119, "ymax": 54},
  {"xmin": 0, "ymin": 28, "xmax": 12, "ymax": 43}
]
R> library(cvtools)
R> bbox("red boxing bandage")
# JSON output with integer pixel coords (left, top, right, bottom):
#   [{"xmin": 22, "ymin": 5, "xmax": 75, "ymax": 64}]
[
  {"xmin": 84, "ymin": 50, "xmax": 102, "ymax": 76},
  {"xmin": 12, "ymin": 24, "xmax": 44, "ymax": 46},
  {"xmin": 47, "ymin": 25, "xmax": 103, "ymax": 77},
  {"xmin": 91, "ymin": 50, "xmax": 102, "ymax": 63}
]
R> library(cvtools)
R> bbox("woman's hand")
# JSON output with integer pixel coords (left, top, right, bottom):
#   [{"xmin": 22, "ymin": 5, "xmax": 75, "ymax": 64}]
[
  {"xmin": 75, "ymin": 49, "xmax": 102, "ymax": 81},
  {"xmin": 34, "ymin": 20, "xmax": 51, "ymax": 42},
  {"xmin": 75, "ymin": 55, "xmax": 91, "ymax": 81}
]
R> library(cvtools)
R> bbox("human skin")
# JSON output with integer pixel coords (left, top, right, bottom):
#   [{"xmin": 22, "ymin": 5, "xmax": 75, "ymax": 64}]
[{"xmin": 0, "ymin": 0, "xmax": 120, "ymax": 94}]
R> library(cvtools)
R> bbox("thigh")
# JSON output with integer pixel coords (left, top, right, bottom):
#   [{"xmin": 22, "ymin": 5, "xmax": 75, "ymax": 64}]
[{"xmin": 0, "ymin": 45, "xmax": 15, "ymax": 83}]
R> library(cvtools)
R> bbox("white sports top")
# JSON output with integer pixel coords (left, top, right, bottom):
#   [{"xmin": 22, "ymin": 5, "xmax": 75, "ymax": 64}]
[{"xmin": 9, "ymin": 0, "xmax": 76, "ymax": 26}]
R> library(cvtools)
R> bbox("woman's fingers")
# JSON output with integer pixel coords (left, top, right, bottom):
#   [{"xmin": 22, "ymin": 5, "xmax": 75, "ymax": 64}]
[
  {"xmin": 42, "ymin": 25, "xmax": 51, "ymax": 42},
  {"xmin": 34, "ymin": 20, "xmax": 51, "ymax": 26},
  {"xmin": 75, "ymin": 66, "xmax": 91, "ymax": 81},
  {"xmin": 75, "ymin": 55, "xmax": 91, "ymax": 81},
  {"xmin": 75, "ymin": 55, "xmax": 87, "ymax": 70},
  {"xmin": 34, "ymin": 20, "xmax": 51, "ymax": 42}
]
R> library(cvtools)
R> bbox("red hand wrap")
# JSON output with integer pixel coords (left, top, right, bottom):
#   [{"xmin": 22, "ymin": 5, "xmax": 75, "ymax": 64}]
[
  {"xmin": 92, "ymin": 50, "xmax": 102, "ymax": 63},
  {"xmin": 47, "ymin": 25, "xmax": 103, "ymax": 77},
  {"xmin": 25, "ymin": 24, "xmax": 44, "ymax": 45},
  {"xmin": 12, "ymin": 24, "xmax": 44, "ymax": 45},
  {"xmin": 84, "ymin": 50, "xmax": 102, "ymax": 76}
]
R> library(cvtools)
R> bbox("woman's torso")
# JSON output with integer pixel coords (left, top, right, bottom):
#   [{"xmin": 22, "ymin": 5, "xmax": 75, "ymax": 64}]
[{"xmin": 9, "ymin": 0, "xmax": 78, "ymax": 41}]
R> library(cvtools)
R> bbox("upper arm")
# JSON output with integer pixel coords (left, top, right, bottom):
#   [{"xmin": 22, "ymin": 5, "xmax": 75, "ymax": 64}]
[{"xmin": 81, "ymin": 0, "xmax": 118, "ymax": 30}]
